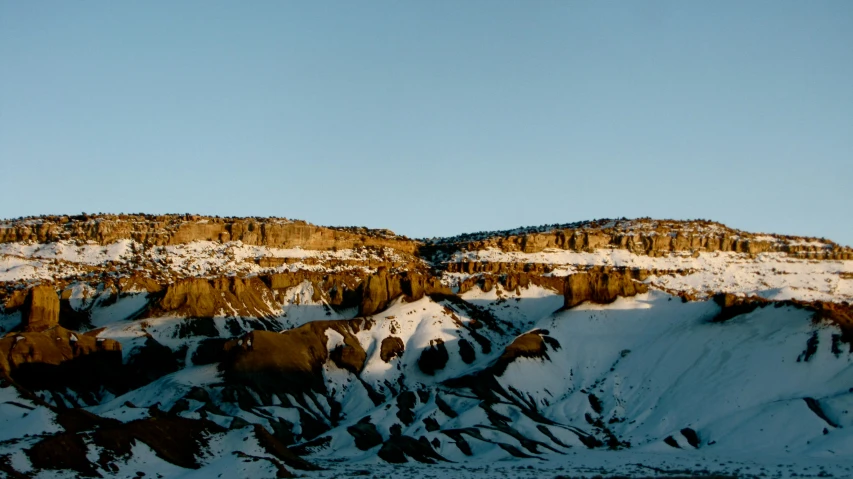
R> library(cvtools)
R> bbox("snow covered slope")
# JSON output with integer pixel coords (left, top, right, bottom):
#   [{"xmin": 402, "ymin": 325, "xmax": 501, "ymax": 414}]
[{"xmin": 445, "ymin": 248, "xmax": 853, "ymax": 303}]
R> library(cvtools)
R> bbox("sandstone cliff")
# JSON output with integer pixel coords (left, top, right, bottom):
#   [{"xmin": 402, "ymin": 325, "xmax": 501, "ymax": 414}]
[
  {"xmin": 153, "ymin": 276, "xmax": 278, "ymax": 319},
  {"xmin": 563, "ymin": 271, "xmax": 649, "ymax": 308},
  {"xmin": 427, "ymin": 218, "xmax": 852, "ymax": 260},
  {"xmin": 22, "ymin": 284, "xmax": 61, "ymax": 332},
  {"xmin": 0, "ymin": 214, "xmax": 419, "ymax": 253}
]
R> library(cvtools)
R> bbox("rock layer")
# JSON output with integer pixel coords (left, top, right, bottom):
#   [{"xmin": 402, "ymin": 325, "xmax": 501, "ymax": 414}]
[
  {"xmin": 0, "ymin": 214, "xmax": 418, "ymax": 253},
  {"xmin": 428, "ymin": 218, "xmax": 853, "ymax": 260}
]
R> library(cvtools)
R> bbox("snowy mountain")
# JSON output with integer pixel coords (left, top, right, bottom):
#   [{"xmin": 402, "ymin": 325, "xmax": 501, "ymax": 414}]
[{"xmin": 1, "ymin": 214, "xmax": 852, "ymax": 478}]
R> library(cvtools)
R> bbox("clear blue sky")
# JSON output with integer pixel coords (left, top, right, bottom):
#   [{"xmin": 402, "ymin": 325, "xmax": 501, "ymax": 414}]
[{"xmin": 1, "ymin": 2, "xmax": 851, "ymax": 245}]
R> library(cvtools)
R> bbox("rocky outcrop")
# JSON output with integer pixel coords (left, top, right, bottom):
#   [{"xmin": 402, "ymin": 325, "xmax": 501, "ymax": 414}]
[
  {"xmin": 151, "ymin": 268, "xmax": 452, "ymax": 321},
  {"xmin": 711, "ymin": 294, "xmax": 853, "ymax": 345},
  {"xmin": 1, "ymin": 325, "xmax": 120, "ymax": 369},
  {"xmin": 711, "ymin": 293, "xmax": 772, "ymax": 323},
  {"xmin": 0, "ymin": 325, "xmax": 122, "ymax": 389},
  {"xmin": 492, "ymin": 329, "xmax": 561, "ymax": 375},
  {"xmin": 376, "ymin": 434, "xmax": 448, "ymax": 464},
  {"xmin": 0, "ymin": 284, "xmax": 122, "ymax": 392},
  {"xmin": 380, "ymin": 336, "xmax": 405, "ymax": 362},
  {"xmin": 812, "ymin": 302, "xmax": 853, "ymax": 342},
  {"xmin": 329, "ymin": 340, "xmax": 367, "ymax": 374},
  {"xmin": 221, "ymin": 320, "xmax": 367, "ymax": 395},
  {"xmin": 22, "ymin": 285, "xmax": 60, "ymax": 332},
  {"xmin": 429, "ymin": 218, "xmax": 853, "ymax": 260},
  {"xmin": 360, "ymin": 268, "xmax": 406, "ymax": 316},
  {"xmin": 0, "ymin": 214, "xmax": 419, "ymax": 253},
  {"xmin": 563, "ymin": 271, "xmax": 648, "ymax": 308},
  {"xmin": 117, "ymin": 275, "xmax": 163, "ymax": 294},
  {"xmin": 360, "ymin": 268, "xmax": 451, "ymax": 316},
  {"xmin": 154, "ymin": 277, "xmax": 277, "ymax": 318},
  {"xmin": 26, "ymin": 412, "xmax": 234, "ymax": 476}
]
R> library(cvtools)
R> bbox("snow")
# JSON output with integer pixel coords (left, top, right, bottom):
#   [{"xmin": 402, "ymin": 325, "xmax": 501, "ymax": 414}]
[
  {"xmin": 0, "ymin": 256, "xmax": 66, "ymax": 282},
  {"xmin": 0, "ymin": 383, "xmax": 61, "ymax": 442},
  {"xmin": 66, "ymin": 282, "xmax": 97, "ymax": 310},
  {"xmin": 89, "ymin": 293, "xmax": 150, "ymax": 328},
  {"xmin": 100, "ymin": 441, "xmax": 188, "ymax": 478},
  {"xmin": 298, "ymin": 451, "xmax": 853, "ymax": 478},
  {"xmin": 275, "ymin": 280, "xmax": 356, "ymax": 330},
  {"xmin": 177, "ymin": 428, "xmax": 287, "ymax": 479},
  {"xmin": 0, "ymin": 239, "xmax": 422, "ymax": 284},
  {"xmin": 291, "ymin": 290, "xmax": 853, "ymax": 471},
  {"xmin": 88, "ymin": 364, "xmax": 222, "ymax": 416},
  {"xmin": 448, "ymin": 249, "xmax": 853, "ymax": 302},
  {"xmin": 461, "ymin": 283, "xmax": 564, "ymax": 334},
  {"xmin": 7, "ymin": 284, "xmax": 845, "ymax": 478},
  {"xmin": 0, "ymin": 239, "xmax": 135, "ymax": 266}
]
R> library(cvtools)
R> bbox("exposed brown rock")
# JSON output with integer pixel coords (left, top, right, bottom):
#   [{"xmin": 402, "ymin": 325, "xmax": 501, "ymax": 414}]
[
  {"xmin": 22, "ymin": 285, "xmax": 61, "ymax": 332},
  {"xmin": 0, "ymin": 214, "xmax": 419, "ymax": 254},
  {"xmin": 89, "ymin": 414, "xmax": 226, "ymax": 471},
  {"xmin": 491, "ymin": 329, "xmax": 561, "ymax": 375},
  {"xmin": 563, "ymin": 271, "xmax": 648, "ymax": 308},
  {"xmin": 360, "ymin": 268, "xmax": 403, "ymax": 316},
  {"xmin": 118, "ymin": 275, "xmax": 163, "ymax": 294},
  {"xmin": 380, "ymin": 336, "xmax": 405, "ymax": 362},
  {"xmin": 458, "ymin": 338, "xmax": 476, "ymax": 364},
  {"xmin": 26, "ymin": 431, "xmax": 97, "ymax": 476},
  {"xmin": 430, "ymin": 218, "xmax": 852, "ymax": 261},
  {"xmin": 376, "ymin": 434, "xmax": 448, "ymax": 464},
  {"xmin": 3, "ymin": 289, "xmax": 28, "ymax": 311},
  {"xmin": 329, "ymin": 342, "xmax": 367, "ymax": 374},
  {"xmin": 0, "ymin": 324, "xmax": 122, "ymax": 389},
  {"xmin": 359, "ymin": 269, "xmax": 451, "ymax": 316},
  {"xmin": 221, "ymin": 320, "xmax": 366, "ymax": 395},
  {"xmin": 711, "ymin": 293, "xmax": 771, "ymax": 323},
  {"xmin": 812, "ymin": 301, "xmax": 853, "ymax": 341},
  {"xmin": 154, "ymin": 276, "xmax": 276, "ymax": 318}
]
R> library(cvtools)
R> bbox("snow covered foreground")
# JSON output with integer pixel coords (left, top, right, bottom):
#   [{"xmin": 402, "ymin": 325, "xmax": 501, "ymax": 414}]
[{"xmin": 3, "ymin": 283, "xmax": 851, "ymax": 478}]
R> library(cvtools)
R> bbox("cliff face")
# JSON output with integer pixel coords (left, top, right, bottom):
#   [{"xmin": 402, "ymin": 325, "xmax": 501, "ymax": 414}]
[
  {"xmin": 563, "ymin": 271, "xmax": 649, "ymax": 308},
  {"xmin": 427, "ymin": 218, "xmax": 853, "ymax": 260},
  {"xmin": 4, "ymin": 216, "xmax": 850, "ymax": 261},
  {"xmin": 359, "ymin": 268, "xmax": 451, "ymax": 316},
  {"xmin": 0, "ymin": 214, "xmax": 419, "ymax": 253},
  {"xmin": 154, "ymin": 277, "xmax": 278, "ymax": 319},
  {"xmin": 2, "ymin": 215, "xmax": 850, "ymax": 325},
  {"xmin": 22, "ymin": 285, "xmax": 61, "ymax": 332}
]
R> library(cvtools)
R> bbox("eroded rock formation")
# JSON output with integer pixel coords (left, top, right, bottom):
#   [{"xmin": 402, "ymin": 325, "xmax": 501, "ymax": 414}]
[
  {"xmin": 22, "ymin": 285, "xmax": 61, "ymax": 332},
  {"xmin": 0, "ymin": 214, "xmax": 418, "ymax": 253},
  {"xmin": 564, "ymin": 271, "xmax": 649, "ymax": 308},
  {"xmin": 155, "ymin": 277, "xmax": 277, "ymax": 319},
  {"xmin": 221, "ymin": 320, "xmax": 367, "ymax": 396}
]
